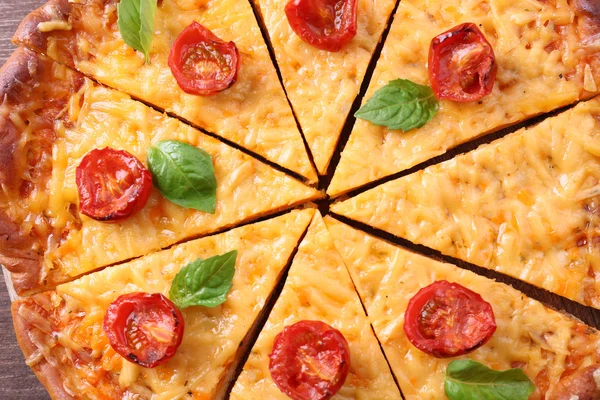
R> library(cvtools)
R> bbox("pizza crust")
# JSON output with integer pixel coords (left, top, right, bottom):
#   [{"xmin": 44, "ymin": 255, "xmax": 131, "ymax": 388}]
[{"xmin": 0, "ymin": 47, "xmax": 83, "ymax": 295}]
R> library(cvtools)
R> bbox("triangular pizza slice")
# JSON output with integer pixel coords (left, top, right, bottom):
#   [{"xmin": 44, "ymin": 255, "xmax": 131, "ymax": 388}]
[
  {"xmin": 13, "ymin": 0, "xmax": 317, "ymax": 182},
  {"xmin": 230, "ymin": 211, "xmax": 401, "ymax": 399},
  {"xmin": 12, "ymin": 209, "xmax": 314, "ymax": 399},
  {"xmin": 332, "ymin": 97, "xmax": 600, "ymax": 308},
  {"xmin": 250, "ymin": 0, "xmax": 397, "ymax": 174},
  {"xmin": 325, "ymin": 216, "xmax": 600, "ymax": 399},
  {"xmin": 0, "ymin": 48, "xmax": 321, "ymax": 296},
  {"xmin": 328, "ymin": 0, "xmax": 600, "ymax": 196}
]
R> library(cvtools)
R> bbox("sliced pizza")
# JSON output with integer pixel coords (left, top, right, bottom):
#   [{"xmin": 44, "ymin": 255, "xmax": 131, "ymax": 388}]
[
  {"xmin": 250, "ymin": 0, "xmax": 397, "ymax": 174},
  {"xmin": 332, "ymin": 97, "xmax": 600, "ymax": 309},
  {"xmin": 13, "ymin": 0, "xmax": 317, "ymax": 182},
  {"xmin": 230, "ymin": 211, "xmax": 401, "ymax": 399},
  {"xmin": 0, "ymin": 48, "xmax": 321, "ymax": 296},
  {"xmin": 324, "ymin": 216, "xmax": 600, "ymax": 399},
  {"xmin": 12, "ymin": 208, "xmax": 315, "ymax": 399},
  {"xmin": 328, "ymin": 0, "xmax": 600, "ymax": 197}
]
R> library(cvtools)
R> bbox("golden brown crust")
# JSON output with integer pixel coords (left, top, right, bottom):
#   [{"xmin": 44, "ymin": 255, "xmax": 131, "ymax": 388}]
[
  {"xmin": 11, "ymin": 298, "xmax": 75, "ymax": 400},
  {"xmin": 0, "ymin": 47, "xmax": 83, "ymax": 295}
]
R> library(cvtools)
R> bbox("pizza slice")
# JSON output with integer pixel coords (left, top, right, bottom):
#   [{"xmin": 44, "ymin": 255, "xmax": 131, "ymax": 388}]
[
  {"xmin": 12, "ymin": 208, "xmax": 315, "ymax": 399},
  {"xmin": 250, "ymin": 0, "xmax": 397, "ymax": 174},
  {"xmin": 13, "ymin": 0, "xmax": 317, "ymax": 183},
  {"xmin": 324, "ymin": 216, "xmax": 600, "ymax": 399},
  {"xmin": 331, "ymin": 97, "xmax": 600, "ymax": 309},
  {"xmin": 230, "ymin": 211, "xmax": 401, "ymax": 399},
  {"xmin": 328, "ymin": 0, "xmax": 600, "ymax": 197},
  {"xmin": 0, "ymin": 48, "xmax": 321, "ymax": 296}
]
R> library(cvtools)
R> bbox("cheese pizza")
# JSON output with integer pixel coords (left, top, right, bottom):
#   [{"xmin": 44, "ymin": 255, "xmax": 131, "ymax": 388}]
[
  {"xmin": 11, "ymin": 208, "xmax": 314, "ymax": 399},
  {"xmin": 250, "ymin": 0, "xmax": 397, "ymax": 174},
  {"xmin": 13, "ymin": 0, "xmax": 317, "ymax": 182},
  {"xmin": 325, "ymin": 216, "xmax": 600, "ymax": 399},
  {"xmin": 328, "ymin": 0, "xmax": 600, "ymax": 197},
  {"xmin": 332, "ymin": 97, "xmax": 600, "ymax": 309},
  {"xmin": 230, "ymin": 211, "xmax": 401, "ymax": 399},
  {"xmin": 0, "ymin": 47, "xmax": 320, "ymax": 296}
]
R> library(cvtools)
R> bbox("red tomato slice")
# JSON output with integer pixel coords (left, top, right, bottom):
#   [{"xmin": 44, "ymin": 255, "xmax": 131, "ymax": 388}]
[
  {"xmin": 404, "ymin": 280, "xmax": 496, "ymax": 358},
  {"xmin": 285, "ymin": 0, "xmax": 358, "ymax": 52},
  {"xmin": 76, "ymin": 147, "xmax": 152, "ymax": 221},
  {"xmin": 103, "ymin": 293, "xmax": 184, "ymax": 368},
  {"xmin": 168, "ymin": 22, "xmax": 240, "ymax": 96},
  {"xmin": 269, "ymin": 320, "xmax": 351, "ymax": 400},
  {"xmin": 428, "ymin": 23, "xmax": 497, "ymax": 102}
]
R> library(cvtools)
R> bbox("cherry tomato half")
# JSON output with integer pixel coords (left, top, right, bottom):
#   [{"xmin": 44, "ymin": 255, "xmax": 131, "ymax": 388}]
[
  {"xmin": 76, "ymin": 147, "xmax": 152, "ymax": 221},
  {"xmin": 428, "ymin": 23, "xmax": 497, "ymax": 102},
  {"xmin": 269, "ymin": 320, "xmax": 351, "ymax": 400},
  {"xmin": 285, "ymin": 0, "xmax": 358, "ymax": 52},
  {"xmin": 403, "ymin": 280, "xmax": 496, "ymax": 358},
  {"xmin": 103, "ymin": 292, "xmax": 184, "ymax": 368},
  {"xmin": 168, "ymin": 22, "xmax": 240, "ymax": 96}
]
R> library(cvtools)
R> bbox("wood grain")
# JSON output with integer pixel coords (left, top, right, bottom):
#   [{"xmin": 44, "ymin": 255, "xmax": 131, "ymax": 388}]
[{"xmin": 0, "ymin": 1, "xmax": 51, "ymax": 398}]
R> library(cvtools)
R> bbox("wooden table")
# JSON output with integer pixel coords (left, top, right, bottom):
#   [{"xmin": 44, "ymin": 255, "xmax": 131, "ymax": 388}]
[
  {"xmin": 3, "ymin": 1, "xmax": 600, "ymax": 399},
  {"xmin": 0, "ymin": 2, "xmax": 51, "ymax": 398}
]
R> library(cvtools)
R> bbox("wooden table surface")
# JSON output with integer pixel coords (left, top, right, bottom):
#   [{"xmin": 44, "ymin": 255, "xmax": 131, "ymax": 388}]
[
  {"xmin": 0, "ymin": 2, "xmax": 51, "ymax": 398},
  {"xmin": 3, "ymin": 1, "xmax": 600, "ymax": 399}
]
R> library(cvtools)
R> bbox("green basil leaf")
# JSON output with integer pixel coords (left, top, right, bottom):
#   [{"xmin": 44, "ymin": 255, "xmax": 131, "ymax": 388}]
[
  {"xmin": 444, "ymin": 360, "xmax": 536, "ymax": 400},
  {"xmin": 354, "ymin": 79, "xmax": 439, "ymax": 131},
  {"xmin": 147, "ymin": 140, "xmax": 217, "ymax": 213},
  {"xmin": 117, "ymin": 0, "xmax": 157, "ymax": 63},
  {"xmin": 169, "ymin": 250, "xmax": 237, "ymax": 308}
]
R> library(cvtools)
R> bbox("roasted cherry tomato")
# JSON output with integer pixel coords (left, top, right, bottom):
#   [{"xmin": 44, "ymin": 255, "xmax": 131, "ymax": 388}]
[
  {"xmin": 168, "ymin": 22, "xmax": 240, "ymax": 96},
  {"xmin": 285, "ymin": 0, "xmax": 358, "ymax": 52},
  {"xmin": 269, "ymin": 320, "xmax": 351, "ymax": 400},
  {"xmin": 76, "ymin": 147, "xmax": 152, "ymax": 221},
  {"xmin": 103, "ymin": 292, "xmax": 184, "ymax": 368},
  {"xmin": 428, "ymin": 23, "xmax": 497, "ymax": 102},
  {"xmin": 404, "ymin": 280, "xmax": 496, "ymax": 358}
]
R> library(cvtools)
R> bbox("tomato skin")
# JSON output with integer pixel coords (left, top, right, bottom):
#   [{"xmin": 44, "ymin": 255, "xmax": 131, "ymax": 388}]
[
  {"xmin": 76, "ymin": 148, "xmax": 152, "ymax": 221},
  {"xmin": 103, "ymin": 293, "xmax": 184, "ymax": 368},
  {"xmin": 285, "ymin": 0, "xmax": 357, "ymax": 52},
  {"xmin": 269, "ymin": 320, "xmax": 351, "ymax": 400},
  {"xmin": 404, "ymin": 280, "xmax": 496, "ymax": 358},
  {"xmin": 168, "ymin": 22, "xmax": 240, "ymax": 96},
  {"xmin": 428, "ymin": 23, "xmax": 497, "ymax": 102}
]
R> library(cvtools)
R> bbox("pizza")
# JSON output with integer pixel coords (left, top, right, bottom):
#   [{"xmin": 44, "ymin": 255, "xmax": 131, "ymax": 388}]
[
  {"xmin": 230, "ymin": 211, "xmax": 401, "ymax": 399},
  {"xmin": 331, "ymin": 97, "xmax": 600, "ymax": 309},
  {"xmin": 12, "ymin": 0, "xmax": 317, "ymax": 183},
  {"xmin": 328, "ymin": 0, "xmax": 600, "ymax": 197},
  {"xmin": 4, "ymin": 0, "xmax": 600, "ymax": 398},
  {"xmin": 324, "ymin": 216, "xmax": 600, "ymax": 399},
  {"xmin": 11, "ymin": 209, "xmax": 314, "ymax": 399},
  {"xmin": 250, "ymin": 0, "xmax": 397, "ymax": 174},
  {"xmin": 0, "ymin": 47, "xmax": 320, "ymax": 296}
]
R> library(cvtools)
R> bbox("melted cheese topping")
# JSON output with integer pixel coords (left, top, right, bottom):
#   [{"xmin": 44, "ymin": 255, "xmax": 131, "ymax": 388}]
[
  {"xmin": 329, "ymin": 0, "xmax": 600, "ymax": 196},
  {"xmin": 19, "ymin": 209, "xmax": 315, "ymax": 399},
  {"xmin": 324, "ymin": 216, "xmax": 600, "ymax": 399},
  {"xmin": 332, "ymin": 98, "xmax": 600, "ymax": 308},
  {"xmin": 11, "ymin": 77, "xmax": 320, "ymax": 288},
  {"xmin": 230, "ymin": 212, "xmax": 401, "ymax": 399},
  {"xmin": 253, "ymin": 0, "xmax": 396, "ymax": 174},
  {"xmin": 25, "ymin": 0, "xmax": 317, "ymax": 182}
]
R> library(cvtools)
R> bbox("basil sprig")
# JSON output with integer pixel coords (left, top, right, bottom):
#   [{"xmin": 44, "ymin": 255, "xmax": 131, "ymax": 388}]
[
  {"xmin": 444, "ymin": 360, "xmax": 535, "ymax": 400},
  {"xmin": 355, "ymin": 79, "xmax": 438, "ymax": 131},
  {"xmin": 169, "ymin": 251, "xmax": 237, "ymax": 308},
  {"xmin": 147, "ymin": 140, "xmax": 217, "ymax": 213},
  {"xmin": 117, "ymin": 0, "xmax": 157, "ymax": 63}
]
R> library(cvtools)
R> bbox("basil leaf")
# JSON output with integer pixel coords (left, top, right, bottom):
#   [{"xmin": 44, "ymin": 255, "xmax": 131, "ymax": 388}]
[
  {"xmin": 444, "ymin": 360, "xmax": 536, "ymax": 400},
  {"xmin": 117, "ymin": 0, "xmax": 157, "ymax": 63},
  {"xmin": 147, "ymin": 140, "xmax": 217, "ymax": 213},
  {"xmin": 169, "ymin": 250, "xmax": 237, "ymax": 308},
  {"xmin": 355, "ymin": 79, "xmax": 438, "ymax": 131}
]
